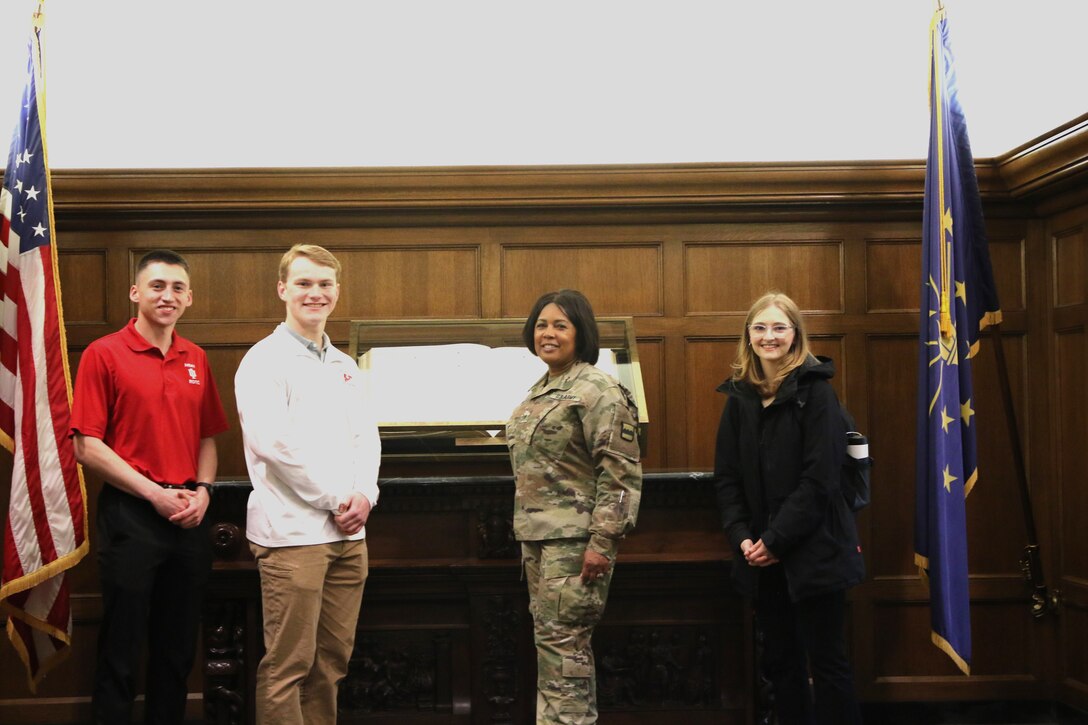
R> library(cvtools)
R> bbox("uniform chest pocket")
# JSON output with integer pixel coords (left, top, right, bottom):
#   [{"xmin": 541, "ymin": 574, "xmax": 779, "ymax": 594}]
[
  {"xmin": 538, "ymin": 399, "xmax": 582, "ymax": 460},
  {"xmin": 512, "ymin": 398, "xmax": 575, "ymax": 460}
]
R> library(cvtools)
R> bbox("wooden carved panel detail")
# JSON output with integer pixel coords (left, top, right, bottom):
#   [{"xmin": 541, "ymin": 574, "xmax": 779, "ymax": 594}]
[
  {"xmin": 339, "ymin": 632, "xmax": 451, "ymax": 715},
  {"xmin": 204, "ymin": 600, "xmax": 248, "ymax": 725},
  {"xmin": 593, "ymin": 626, "xmax": 720, "ymax": 711},
  {"xmin": 476, "ymin": 504, "xmax": 518, "ymax": 560},
  {"xmin": 480, "ymin": 595, "xmax": 521, "ymax": 723},
  {"xmin": 684, "ymin": 241, "xmax": 843, "ymax": 315}
]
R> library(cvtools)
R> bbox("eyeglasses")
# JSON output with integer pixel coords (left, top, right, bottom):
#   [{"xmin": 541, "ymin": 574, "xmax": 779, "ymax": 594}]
[{"xmin": 748, "ymin": 324, "xmax": 794, "ymax": 337}]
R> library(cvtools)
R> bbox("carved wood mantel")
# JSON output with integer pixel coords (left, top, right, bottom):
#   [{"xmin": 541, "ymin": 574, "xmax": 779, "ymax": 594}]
[{"xmin": 202, "ymin": 473, "xmax": 744, "ymax": 725}]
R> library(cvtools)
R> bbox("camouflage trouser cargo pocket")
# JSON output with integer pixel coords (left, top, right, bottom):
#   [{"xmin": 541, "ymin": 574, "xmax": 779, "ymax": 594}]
[
  {"xmin": 535, "ymin": 539, "xmax": 611, "ymax": 627},
  {"xmin": 522, "ymin": 539, "xmax": 606, "ymax": 723}
]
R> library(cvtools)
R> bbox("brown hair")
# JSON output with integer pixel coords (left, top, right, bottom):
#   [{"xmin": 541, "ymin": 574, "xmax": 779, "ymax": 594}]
[
  {"xmin": 135, "ymin": 249, "xmax": 189, "ymax": 280},
  {"xmin": 278, "ymin": 244, "xmax": 342, "ymax": 282},
  {"xmin": 731, "ymin": 291, "xmax": 813, "ymax": 397}
]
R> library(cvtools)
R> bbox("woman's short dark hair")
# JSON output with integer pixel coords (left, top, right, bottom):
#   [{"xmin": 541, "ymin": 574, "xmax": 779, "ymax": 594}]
[{"xmin": 521, "ymin": 289, "xmax": 600, "ymax": 366}]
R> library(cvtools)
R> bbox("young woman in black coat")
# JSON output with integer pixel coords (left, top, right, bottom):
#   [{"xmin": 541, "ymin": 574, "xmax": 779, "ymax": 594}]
[{"xmin": 714, "ymin": 292, "xmax": 864, "ymax": 725}]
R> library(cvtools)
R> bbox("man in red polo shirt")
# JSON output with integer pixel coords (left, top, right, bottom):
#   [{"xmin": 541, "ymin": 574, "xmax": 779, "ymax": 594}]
[{"xmin": 70, "ymin": 249, "xmax": 228, "ymax": 725}]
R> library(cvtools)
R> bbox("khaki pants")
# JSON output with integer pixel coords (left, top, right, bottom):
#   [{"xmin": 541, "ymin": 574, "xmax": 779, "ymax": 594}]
[
  {"xmin": 251, "ymin": 540, "xmax": 368, "ymax": 725},
  {"xmin": 522, "ymin": 539, "xmax": 613, "ymax": 725}
]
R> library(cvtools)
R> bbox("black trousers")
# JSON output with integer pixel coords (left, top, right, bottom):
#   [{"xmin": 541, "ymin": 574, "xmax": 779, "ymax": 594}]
[
  {"xmin": 755, "ymin": 565, "xmax": 862, "ymax": 725},
  {"xmin": 93, "ymin": 484, "xmax": 211, "ymax": 725}
]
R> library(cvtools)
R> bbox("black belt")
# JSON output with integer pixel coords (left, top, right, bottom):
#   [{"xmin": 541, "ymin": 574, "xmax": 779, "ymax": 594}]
[{"xmin": 158, "ymin": 481, "xmax": 197, "ymax": 491}]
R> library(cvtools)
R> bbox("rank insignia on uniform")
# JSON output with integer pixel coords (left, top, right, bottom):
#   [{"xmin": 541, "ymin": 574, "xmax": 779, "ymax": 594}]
[{"xmin": 620, "ymin": 422, "xmax": 636, "ymax": 441}]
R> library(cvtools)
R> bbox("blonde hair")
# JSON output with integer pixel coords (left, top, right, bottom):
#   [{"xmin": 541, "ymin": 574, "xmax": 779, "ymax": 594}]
[
  {"xmin": 278, "ymin": 244, "xmax": 342, "ymax": 282},
  {"xmin": 731, "ymin": 292, "xmax": 813, "ymax": 397}
]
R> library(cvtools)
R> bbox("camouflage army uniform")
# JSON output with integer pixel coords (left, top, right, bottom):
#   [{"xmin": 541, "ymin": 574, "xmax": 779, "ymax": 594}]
[{"xmin": 507, "ymin": 361, "xmax": 642, "ymax": 724}]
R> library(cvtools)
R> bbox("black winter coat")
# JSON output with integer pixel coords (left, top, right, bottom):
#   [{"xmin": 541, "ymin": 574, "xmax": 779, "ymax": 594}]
[{"xmin": 713, "ymin": 355, "xmax": 864, "ymax": 602}]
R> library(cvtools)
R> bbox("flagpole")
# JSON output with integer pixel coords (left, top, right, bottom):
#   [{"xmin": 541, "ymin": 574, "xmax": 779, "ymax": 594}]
[{"xmin": 987, "ymin": 324, "xmax": 1057, "ymax": 618}]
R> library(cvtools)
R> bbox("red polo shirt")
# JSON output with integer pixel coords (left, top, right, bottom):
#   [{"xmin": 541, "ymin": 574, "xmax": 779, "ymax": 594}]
[{"xmin": 70, "ymin": 319, "xmax": 228, "ymax": 484}]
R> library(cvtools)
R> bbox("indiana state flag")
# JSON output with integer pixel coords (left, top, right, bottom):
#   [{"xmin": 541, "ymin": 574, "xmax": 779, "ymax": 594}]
[{"xmin": 914, "ymin": 7, "xmax": 1002, "ymax": 677}]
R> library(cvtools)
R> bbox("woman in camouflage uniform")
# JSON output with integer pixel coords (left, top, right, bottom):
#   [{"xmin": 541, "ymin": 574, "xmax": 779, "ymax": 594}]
[{"xmin": 507, "ymin": 289, "xmax": 642, "ymax": 725}]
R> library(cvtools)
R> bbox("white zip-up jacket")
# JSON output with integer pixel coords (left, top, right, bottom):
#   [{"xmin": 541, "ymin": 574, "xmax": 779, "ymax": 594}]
[{"xmin": 236, "ymin": 323, "xmax": 381, "ymax": 547}]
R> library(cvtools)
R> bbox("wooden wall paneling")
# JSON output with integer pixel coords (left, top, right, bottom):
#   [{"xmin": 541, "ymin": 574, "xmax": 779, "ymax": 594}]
[
  {"xmin": 179, "ymin": 245, "xmax": 485, "ymax": 323},
  {"xmin": 479, "ymin": 233, "xmax": 503, "ymax": 319},
  {"xmin": 57, "ymin": 250, "xmax": 108, "ymax": 325},
  {"xmin": 5, "ymin": 148, "xmax": 1085, "ymax": 720},
  {"xmin": 179, "ymin": 249, "xmax": 284, "ymax": 322},
  {"xmin": 201, "ymin": 346, "xmax": 251, "ymax": 480},
  {"xmin": 965, "ymin": 333, "xmax": 1031, "ymax": 578},
  {"xmin": 632, "ymin": 337, "xmax": 666, "ymax": 470},
  {"xmin": 683, "ymin": 338, "xmax": 733, "ymax": 471},
  {"xmin": 865, "ymin": 238, "xmax": 922, "ymax": 312},
  {"xmin": 808, "ymin": 337, "xmax": 846, "ymax": 400},
  {"xmin": 334, "ymin": 246, "xmax": 482, "ymax": 320},
  {"xmin": 1048, "ymin": 202, "xmax": 1088, "ymax": 710},
  {"xmin": 656, "ymin": 233, "xmax": 687, "ymax": 470},
  {"xmin": 864, "ymin": 336, "xmax": 920, "ymax": 582},
  {"xmin": 1054, "ymin": 225, "xmax": 1086, "ymax": 307},
  {"xmin": 990, "ymin": 234, "xmax": 1027, "ymax": 311},
  {"xmin": 1056, "ymin": 336, "xmax": 1088, "ymax": 708},
  {"xmin": 870, "ymin": 599, "xmax": 1039, "ymax": 694},
  {"xmin": 499, "ymin": 243, "xmax": 664, "ymax": 319},
  {"xmin": 1056, "ymin": 326, "xmax": 1087, "ymax": 574},
  {"xmin": 683, "ymin": 240, "xmax": 843, "ymax": 315}
]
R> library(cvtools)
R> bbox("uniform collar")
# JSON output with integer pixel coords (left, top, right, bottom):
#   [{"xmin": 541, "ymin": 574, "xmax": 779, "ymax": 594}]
[
  {"xmin": 533, "ymin": 360, "xmax": 589, "ymax": 395},
  {"xmin": 120, "ymin": 318, "xmax": 182, "ymax": 357}
]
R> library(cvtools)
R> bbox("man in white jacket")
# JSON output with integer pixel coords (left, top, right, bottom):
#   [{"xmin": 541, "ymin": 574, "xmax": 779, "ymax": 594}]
[{"xmin": 235, "ymin": 244, "xmax": 381, "ymax": 725}]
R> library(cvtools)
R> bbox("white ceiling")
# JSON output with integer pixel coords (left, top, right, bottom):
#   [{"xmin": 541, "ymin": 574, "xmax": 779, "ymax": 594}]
[{"xmin": 0, "ymin": 0, "xmax": 1084, "ymax": 169}]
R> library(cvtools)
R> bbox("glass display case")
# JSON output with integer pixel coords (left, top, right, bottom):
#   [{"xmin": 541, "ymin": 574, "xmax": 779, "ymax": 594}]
[{"xmin": 348, "ymin": 318, "xmax": 648, "ymax": 460}]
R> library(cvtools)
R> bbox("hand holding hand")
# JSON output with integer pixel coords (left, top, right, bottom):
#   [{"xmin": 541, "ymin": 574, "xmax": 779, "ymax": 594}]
[
  {"xmin": 333, "ymin": 492, "xmax": 372, "ymax": 535},
  {"xmin": 168, "ymin": 487, "xmax": 210, "ymax": 529},
  {"xmin": 744, "ymin": 538, "xmax": 779, "ymax": 567},
  {"xmin": 151, "ymin": 486, "xmax": 189, "ymax": 521}
]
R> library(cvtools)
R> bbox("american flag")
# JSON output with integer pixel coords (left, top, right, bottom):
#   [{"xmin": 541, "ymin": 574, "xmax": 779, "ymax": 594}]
[{"xmin": 0, "ymin": 14, "xmax": 89, "ymax": 689}]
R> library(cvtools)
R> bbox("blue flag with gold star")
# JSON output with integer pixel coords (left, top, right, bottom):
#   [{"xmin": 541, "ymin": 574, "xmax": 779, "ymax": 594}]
[{"xmin": 914, "ymin": 8, "xmax": 1002, "ymax": 677}]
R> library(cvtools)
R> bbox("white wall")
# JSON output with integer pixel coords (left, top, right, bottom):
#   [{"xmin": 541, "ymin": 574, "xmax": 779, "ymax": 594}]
[{"xmin": 0, "ymin": 0, "xmax": 1085, "ymax": 169}]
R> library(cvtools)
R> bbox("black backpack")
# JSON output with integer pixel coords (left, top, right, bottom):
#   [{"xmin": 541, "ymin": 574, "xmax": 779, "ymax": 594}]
[
  {"xmin": 839, "ymin": 404, "xmax": 872, "ymax": 512},
  {"xmin": 795, "ymin": 386, "xmax": 873, "ymax": 512}
]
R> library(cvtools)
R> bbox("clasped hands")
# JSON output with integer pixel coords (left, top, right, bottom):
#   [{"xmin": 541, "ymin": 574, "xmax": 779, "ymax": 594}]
[
  {"xmin": 740, "ymin": 538, "xmax": 779, "ymax": 567},
  {"xmin": 333, "ymin": 492, "xmax": 372, "ymax": 535},
  {"xmin": 151, "ymin": 486, "xmax": 209, "ymax": 529}
]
